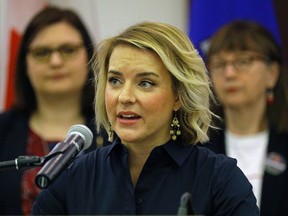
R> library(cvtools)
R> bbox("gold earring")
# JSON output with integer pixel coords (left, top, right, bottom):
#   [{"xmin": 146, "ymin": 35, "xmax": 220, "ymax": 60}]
[
  {"xmin": 170, "ymin": 112, "xmax": 181, "ymax": 141},
  {"xmin": 108, "ymin": 122, "xmax": 114, "ymax": 142}
]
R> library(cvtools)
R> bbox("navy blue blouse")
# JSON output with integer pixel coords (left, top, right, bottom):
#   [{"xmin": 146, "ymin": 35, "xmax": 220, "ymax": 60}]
[{"xmin": 32, "ymin": 138, "xmax": 259, "ymax": 215}]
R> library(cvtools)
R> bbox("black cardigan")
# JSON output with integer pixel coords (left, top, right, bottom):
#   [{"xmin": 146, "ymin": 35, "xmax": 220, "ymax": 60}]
[{"xmin": 206, "ymin": 127, "xmax": 288, "ymax": 216}]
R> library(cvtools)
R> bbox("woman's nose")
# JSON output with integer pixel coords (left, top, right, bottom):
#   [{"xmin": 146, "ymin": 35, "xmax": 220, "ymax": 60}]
[
  {"xmin": 118, "ymin": 84, "xmax": 136, "ymax": 104},
  {"xmin": 49, "ymin": 51, "xmax": 64, "ymax": 65},
  {"xmin": 223, "ymin": 63, "xmax": 238, "ymax": 77}
]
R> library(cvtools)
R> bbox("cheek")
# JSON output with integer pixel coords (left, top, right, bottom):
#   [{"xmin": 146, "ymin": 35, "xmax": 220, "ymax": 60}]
[
  {"xmin": 75, "ymin": 67, "xmax": 88, "ymax": 85},
  {"xmin": 211, "ymin": 75, "xmax": 220, "ymax": 85},
  {"xmin": 105, "ymin": 89, "xmax": 117, "ymax": 115},
  {"xmin": 67, "ymin": 57, "xmax": 89, "ymax": 87},
  {"xmin": 210, "ymin": 77, "xmax": 223, "ymax": 94},
  {"xmin": 244, "ymin": 75, "xmax": 266, "ymax": 91},
  {"xmin": 105, "ymin": 91, "xmax": 111, "ymax": 106},
  {"xmin": 144, "ymin": 92, "xmax": 174, "ymax": 113},
  {"xmin": 71, "ymin": 57, "xmax": 88, "ymax": 74},
  {"xmin": 26, "ymin": 59, "xmax": 36, "ymax": 78},
  {"xmin": 26, "ymin": 61, "xmax": 42, "ymax": 84}
]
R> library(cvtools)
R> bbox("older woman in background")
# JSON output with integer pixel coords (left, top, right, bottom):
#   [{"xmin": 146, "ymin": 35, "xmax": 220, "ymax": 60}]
[{"xmin": 206, "ymin": 20, "xmax": 288, "ymax": 216}]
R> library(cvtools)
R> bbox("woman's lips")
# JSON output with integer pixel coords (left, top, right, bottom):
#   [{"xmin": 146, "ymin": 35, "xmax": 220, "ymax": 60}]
[
  {"xmin": 226, "ymin": 87, "xmax": 238, "ymax": 93},
  {"xmin": 50, "ymin": 74, "xmax": 67, "ymax": 80},
  {"xmin": 117, "ymin": 112, "xmax": 141, "ymax": 125}
]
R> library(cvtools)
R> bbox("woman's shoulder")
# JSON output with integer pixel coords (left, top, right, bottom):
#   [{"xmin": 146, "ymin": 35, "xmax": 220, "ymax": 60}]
[
  {"xmin": 0, "ymin": 109, "xmax": 15, "ymax": 122},
  {"xmin": 194, "ymin": 144, "xmax": 238, "ymax": 173},
  {"xmin": 194, "ymin": 145, "xmax": 253, "ymax": 195},
  {"xmin": 0, "ymin": 109, "xmax": 29, "ymax": 134},
  {"xmin": 270, "ymin": 127, "xmax": 288, "ymax": 140},
  {"xmin": 0, "ymin": 109, "xmax": 28, "ymax": 124},
  {"xmin": 195, "ymin": 144, "xmax": 231, "ymax": 159}
]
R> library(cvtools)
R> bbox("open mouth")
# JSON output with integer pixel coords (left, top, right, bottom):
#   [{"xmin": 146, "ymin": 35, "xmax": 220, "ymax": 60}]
[{"xmin": 118, "ymin": 114, "xmax": 141, "ymax": 119}]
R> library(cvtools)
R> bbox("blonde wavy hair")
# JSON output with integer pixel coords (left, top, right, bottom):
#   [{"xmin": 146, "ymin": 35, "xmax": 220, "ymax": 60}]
[{"xmin": 93, "ymin": 21, "xmax": 216, "ymax": 144}]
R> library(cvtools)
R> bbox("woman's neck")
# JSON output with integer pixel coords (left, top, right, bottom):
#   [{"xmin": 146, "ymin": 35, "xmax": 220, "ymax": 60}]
[
  {"xmin": 224, "ymin": 102, "xmax": 268, "ymax": 135},
  {"xmin": 29, "ymin": 93, "xmax": 85, "ymax": 140}
]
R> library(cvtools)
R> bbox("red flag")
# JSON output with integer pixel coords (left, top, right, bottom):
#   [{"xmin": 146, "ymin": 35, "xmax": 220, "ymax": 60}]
[
  {"xmin": 0, "ymin": 0, "xmax": 48, "ymax": 111},
  {"xmin": 5, "ymin": 30, "xmax": 21, "ymax": 109}
]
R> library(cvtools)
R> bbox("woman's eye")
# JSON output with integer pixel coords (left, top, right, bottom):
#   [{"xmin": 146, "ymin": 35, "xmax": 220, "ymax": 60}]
[
  {"xmin": 237, "ymin": 57, "xmax": 251, "ymax": 65},
  {"xmin": 108, "ymin": 77, "xmax": 121, "ymax": 86},
  {"xmin": 139, "ymin": 80, "xmax": 155, "ymax": 88}
]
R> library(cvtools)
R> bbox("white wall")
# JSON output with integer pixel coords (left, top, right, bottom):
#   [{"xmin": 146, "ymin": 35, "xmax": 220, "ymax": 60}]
[{"xmin": 50, "ymin": 0, "xmax": 189, "ymax": 43}]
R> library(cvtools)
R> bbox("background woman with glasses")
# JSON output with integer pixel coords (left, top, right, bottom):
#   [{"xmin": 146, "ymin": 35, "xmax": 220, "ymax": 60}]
[
  {"xmin": 0, "ymin": 6, "xmax": 107, "ymax": 215},
  {"xmin": 205, "ymin": 20, "xmax": 288, "ymax": 216}
]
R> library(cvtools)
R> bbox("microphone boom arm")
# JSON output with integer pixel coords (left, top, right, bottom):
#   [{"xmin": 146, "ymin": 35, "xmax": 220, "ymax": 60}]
[
  {"xmin": 0, "ymin": 155, "xmax": 43, "ymax": 170},
  {"xmin": 0, "ymin": 147, "xmax": 68, "ymax": 171}
]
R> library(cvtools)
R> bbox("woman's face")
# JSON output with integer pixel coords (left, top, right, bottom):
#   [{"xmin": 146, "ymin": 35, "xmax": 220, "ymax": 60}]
[
  {"xmin": 105, "ymin": 44, "xmax": 180, "ymax": 147},
  {"xmin": 26, "ymin": 22, "xmax": 88, "ymax": 97},
  {"xmin": 209, "ymin": 51, "xmax": 279, "ymax": 110}
]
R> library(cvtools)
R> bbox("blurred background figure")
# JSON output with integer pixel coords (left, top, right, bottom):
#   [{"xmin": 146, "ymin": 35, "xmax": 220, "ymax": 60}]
[
  {"xmin": 0, "ymin": 6, "xmax": 107, "ymax": 215},
  {"xmin": 205, "ymin": 20, "xmax": 288, "ymax": 216}
]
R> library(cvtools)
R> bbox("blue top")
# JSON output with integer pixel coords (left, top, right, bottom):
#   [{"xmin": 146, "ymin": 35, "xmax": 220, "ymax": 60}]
[{"xmin": 32, "ymin": 137, "xmax": 259, "ymax": 215}]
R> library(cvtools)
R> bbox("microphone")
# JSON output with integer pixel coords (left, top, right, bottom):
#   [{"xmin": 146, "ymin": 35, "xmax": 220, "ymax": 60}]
[
  {"xmin": 177, "ymin": 192, "xmax": 195, "ymax": 215},
  {"xmin": 35, "ymin": 124, "xmax": 93, "ymax": 189}
]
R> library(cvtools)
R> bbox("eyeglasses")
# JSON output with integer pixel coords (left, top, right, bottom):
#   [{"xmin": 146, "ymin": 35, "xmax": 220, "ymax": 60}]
[
  {"xmin": 28, "ymin": 43, "xmax": 84, "ymax": 63},
  {"xmin": 209, "ymin": 54, "xmax": 270, "ymax": 75}
]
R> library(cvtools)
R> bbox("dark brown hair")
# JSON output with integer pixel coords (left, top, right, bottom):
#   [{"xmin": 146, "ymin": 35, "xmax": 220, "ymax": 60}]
[
  {"xmin": 13, "ymin": 6, "xmax": 95, "ymax": 117},
  {"xmin": 206, "ymin": 20, "xmax": 288, "ymax": 133}
]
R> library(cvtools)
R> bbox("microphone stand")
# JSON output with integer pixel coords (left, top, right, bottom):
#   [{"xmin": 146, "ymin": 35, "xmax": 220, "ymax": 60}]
[
  {"xmin": 0, "ymin": 155, "xmax": 43, "ymax": 170},
  {"xmin": 0, "ymin": 151, "xmax": 65, "ymax": 171}
]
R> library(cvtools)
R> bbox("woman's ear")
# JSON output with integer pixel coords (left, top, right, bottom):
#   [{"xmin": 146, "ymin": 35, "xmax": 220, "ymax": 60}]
[
  {"xmin": 267, "ymin": 62, "xmax": 280, "ymax": 88},
  {"xmin": 173, "ymin": 96, "xmax": 181, "ymax": 111}
]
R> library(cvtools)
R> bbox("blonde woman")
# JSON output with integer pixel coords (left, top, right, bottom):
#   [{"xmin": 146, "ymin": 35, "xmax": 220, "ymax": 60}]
[{"xmin": 32, "ymin": 21, "xmax": 259, "ymax": 215}]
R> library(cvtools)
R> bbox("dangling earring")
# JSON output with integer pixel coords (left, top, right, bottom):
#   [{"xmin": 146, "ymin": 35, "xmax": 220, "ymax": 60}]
[
  {"xmin": 267, "ymin": 88, "xmax": 274, "ymax": 105},
  {"xmin": 170, "ymin": 112, "xmax": 181, "ymax": 141},
  {"xmin": 108, "ymin": 122, "xmax": 114, "ymax": 142}
]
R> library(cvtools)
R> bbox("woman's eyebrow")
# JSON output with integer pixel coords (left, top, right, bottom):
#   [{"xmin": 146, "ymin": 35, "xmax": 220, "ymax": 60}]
[{"xmin": 108, "ymin": 70, "xmax": 160, "ymax": 78}]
